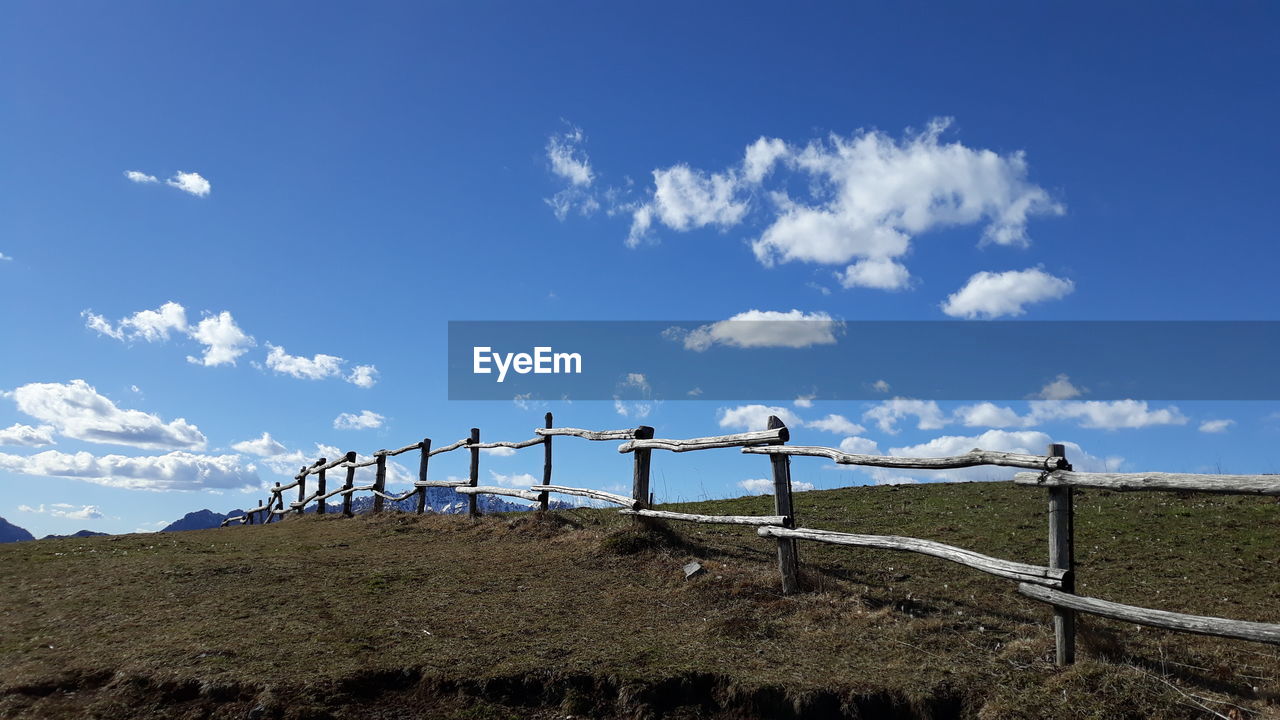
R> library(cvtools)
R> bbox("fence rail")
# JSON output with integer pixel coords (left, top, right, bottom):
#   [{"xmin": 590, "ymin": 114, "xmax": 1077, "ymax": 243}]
[
  {"xmin": 221, "ymin": 412, "xmax": 1280, "ymax": 661},
  {"xmin": 1014, "ymin": 469, "xmax": 1280, "ymax": 496}
]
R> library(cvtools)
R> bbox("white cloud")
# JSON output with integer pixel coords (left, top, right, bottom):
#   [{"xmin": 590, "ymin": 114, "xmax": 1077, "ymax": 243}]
[
  {"xmin": 481, "ymin": 446, "xmax": 517, "ymax": 457},
  {"xmin": 648, "ymin": 165, "xmax": 746, "ymax": 233},
  {"xmin": 265, "ymin": 344, "xmax": 345, "ymax": 380},
  {"xmin": 673, "ymin": 309, "xmax": 841, "ymax": 352},
  {"xmin": 742, "ymin": 137, "xmax": 788, "ymax": 184},
  {"xmin": 263, "ymin": 343, "xmax": 376, "ymax": 387},
  {"xmin": 871, "ymin": 379, "xmax": 891, "ymax": 393},
  {"xmin": 124, "ymin": 170, "xmax": 158, "ymax": 184},
  {"xmin": 513, "ymin": 393, "xmax": 535, "ymax": 411},
  {"xmin": 489, "ymin": 470, "xmax": 537, "ymax": 488},
  {"xmin": 84, "ymin": 302, "xmax": 254, "ymax": 367},
  {"xmin": 0, "ymin": 251, "xmax": 11, "ymax": 261},
  {"xmin": 1027, "ymin": 400, "xmax": 1187, "ymax": 430},
  {"xmin": 1034, "ymin": 374, "xmax": 1084, "ymax": 400},
  {"xmin": 83, "ymin": 301, "xmax": 189, "ymax": 342},
  {"xmin": 739, "ymin": 477, "xmax": 814, "ymax": 495},
  {"xmin": 953, "ymin": 402, "xmax": 1028, "ymax": 428},
  {"xmin": 806, "ymin": 414, "xmax": 864, "ymax": 435},
  {"xmin": 166, "ymin": 171, "xmax": 211, "ymax": 197},
  {"xmin": 11, "ymin": 379, "xmax": 207, "ymax": 451},
  {"xmin": 252, "ymin": 440, "xmax": 413, "ymax": 488},
  {"xmin": 941, "ymin": 267, "xmax": 1074, "ymax": 319},
  {"xmin": 346, "ymin": 365, "xmax": 378, "ymax": 388},
  {"xmin": 1199, "ymin": 419, "xmax": 1235, "ymax": 434},
  {"xmin": 231, "ymin": 432, "xmax": 287, "ymax": 457},
  {"xmin": 186, "ymin": 311, "xmax": 254, "ymax": 366},
  {"xmin": 0, "ymin": 423, "xmax": 56, "ymax": 448},
  {"xmin": 717, "ymin": 404, "xmax": 801, "ymax": 431},
  {"xmin": 882, "ymin": 430, "xmax": 1118, "ymax": 483},
  {"xmin": 624, "ymin": 119, "xmax": 1061, "ymax": 289},
  {"xmin": 19, "ymin": 503, "xmax": 104, "ymax": 520},
  {"xmin": 753, "ymin": 120, "xmax": 1062, "ymax": 268},
  {"xmin": 793, "ymin": 394, "xmax": 815, "ymax": 408},
  {"xmin": 862, "ymin": 398, "xmax": 947, "ymax": 434},
  {"xmin": 333, "ymin": 410, "xmax": 385, "ymax": 430},
  {"xmin": 0, "ymin": 450, "xmax": 256, "ymax": 491},
  {"xmin": 837, "ymin": 258, "xmax": 911, "ymax": 290},
  {"xmin": 837, "ymin": 436, "xmax": 879, "ymax": 455}
]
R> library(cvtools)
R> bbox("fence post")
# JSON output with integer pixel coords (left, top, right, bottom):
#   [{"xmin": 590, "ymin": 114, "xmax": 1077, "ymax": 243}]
[
  {"xmin": 373, "ymin": 453, "xmax": 387, "ymax": 513},
  {"xmin": 267, "ymin": 482, "xmax": 281, "ymax": 524},
  {"xmin": 296, "ymin": 466, "xmax": 307, "ymax": 516},
  {"xmin": 631, "ymin": 426, "xmax": 656, "ymax": 519},
  {"xmin": 342, "ymin": 451, "xmax": 356, "ymax": 517},
  {"xmin": 1048, "ymin": 442, "xmax": 1075, "ymax": 665},
  {"xmin": 540, "ymin": 412, "xmax": 553, "ymax": 512},
  {"xmin": 316, "ymin": 459, "xmax": 327, "ymax": 515},
  {"xmin": 767, "ymin": 415, "xmax": 800, "ymax": 595},
  {"xmin": 417, "ymin": 439, "xmax": 431, "ymax": 515},
  {"xmin": 468, "ymin": 428, "xmax": 480, "ymax": 518}
]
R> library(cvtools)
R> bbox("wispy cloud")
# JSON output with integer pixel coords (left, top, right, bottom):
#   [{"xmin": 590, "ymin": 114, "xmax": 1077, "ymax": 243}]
[
  {"xmin": 1198, "ymin": 419, "xmax": 1235, "ymax": 434},
  {"xmin": 124, "ymin": 169, "xmax": 211, "ymax": 197},
  {"xmin": 333, "ymin": 410, "xmax": 385, "ymax": 430},
  {"xmin": 739, "ymin": 477, "xmax": 814, "ymax": 494},
  {"xmin": 18, "ymin": 502, "xmax": 104, "ymax": 520},
  {"xmin": 489, "ymin": 469, "xmax": 537, "ymax": 488},
  {"xmin": 545, "ymin": 124, "xmax": 599, "ymax": 220}
]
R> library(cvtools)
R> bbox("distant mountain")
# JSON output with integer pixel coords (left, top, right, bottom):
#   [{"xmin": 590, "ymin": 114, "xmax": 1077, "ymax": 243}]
[
  {"xmin": 180, "ymin": 485, "xmax": 576, "ymax": 529},
  {"xmin": 331, "ymin": 485, "xmax": 574, "ymax": 516},
  {"xmin": 41, "ymin": 530, "xmax": 109, "ymax": 540},
  {"xmin": 243, "ymin": 485, "xmax": 574, "ymax": 522},
  {"xmin": 0, "ymin": 516, "xmax": 35, "ymax": 543},
  {"xmin": 162, "ymin": 509, "xmax": 247, "ymax": 532}
]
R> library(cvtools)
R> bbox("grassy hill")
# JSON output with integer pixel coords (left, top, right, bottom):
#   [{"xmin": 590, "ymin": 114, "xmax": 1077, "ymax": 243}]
[{"xmin": 1, "ymin": 482, "xmax": 1277, "ymax": 719}]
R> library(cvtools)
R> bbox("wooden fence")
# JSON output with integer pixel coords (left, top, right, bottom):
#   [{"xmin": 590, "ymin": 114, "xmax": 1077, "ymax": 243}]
[{"xmin": 220, "ymin": 412, "xmax": 1280, "ymax": 665}]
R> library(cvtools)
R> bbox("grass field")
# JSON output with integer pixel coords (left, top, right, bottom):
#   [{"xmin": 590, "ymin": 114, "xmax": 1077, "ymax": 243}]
[{"xmin": 2, "ymin": 482, "xmax": 1278, "ymax": 719}]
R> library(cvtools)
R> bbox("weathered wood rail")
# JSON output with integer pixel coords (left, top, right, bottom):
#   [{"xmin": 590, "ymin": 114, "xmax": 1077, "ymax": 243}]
[{"xmin": 220, "ymin": 413, "xmax": 1280, "ymax": 663}]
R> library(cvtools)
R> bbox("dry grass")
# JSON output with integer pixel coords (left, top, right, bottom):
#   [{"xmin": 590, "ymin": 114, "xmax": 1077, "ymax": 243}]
[{"xmin": 1, "ymin": 482, "xmax": 1278, "ymax": 719}]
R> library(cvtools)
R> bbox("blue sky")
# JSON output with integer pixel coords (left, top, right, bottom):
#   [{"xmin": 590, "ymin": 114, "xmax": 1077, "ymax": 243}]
[{"xmin": 2, "ymin": 2, "xmax": 1278, "ymax": 537}]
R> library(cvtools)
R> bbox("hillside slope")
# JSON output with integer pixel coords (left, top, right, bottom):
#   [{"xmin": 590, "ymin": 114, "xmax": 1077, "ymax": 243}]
[
  {"xmin": 0, "ymin": 516, "xmax": 34, "ymax": 543},
  {"xmin": 1, "ymin": 482, "xmax": 1277, "ymax": 719}
]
